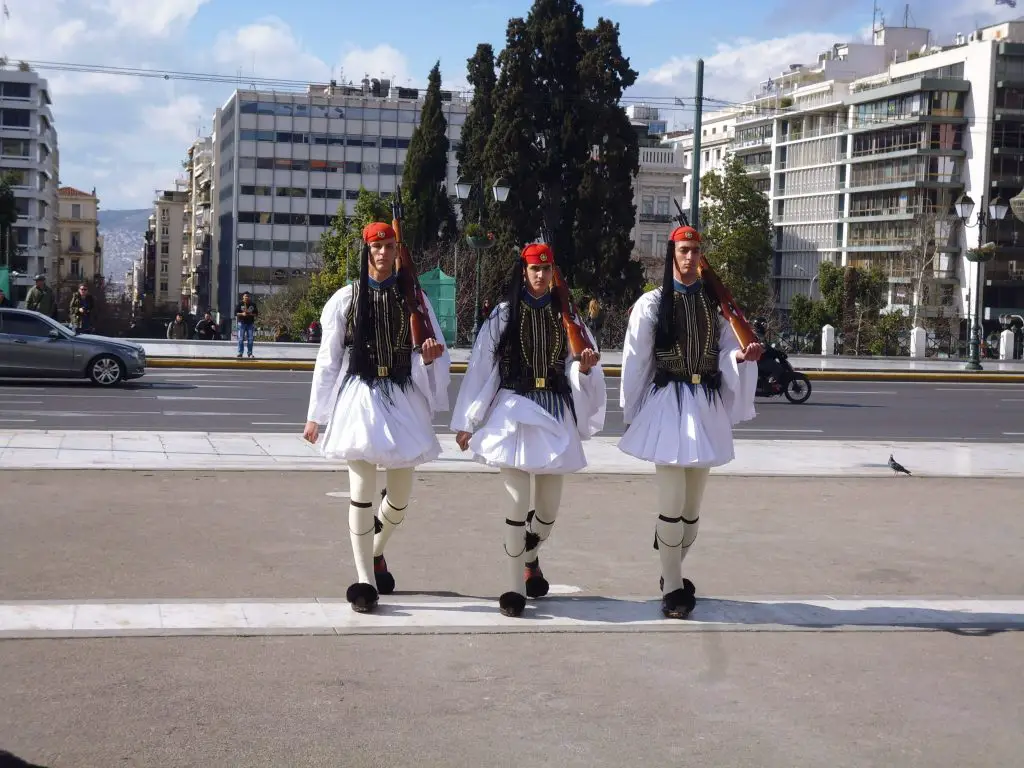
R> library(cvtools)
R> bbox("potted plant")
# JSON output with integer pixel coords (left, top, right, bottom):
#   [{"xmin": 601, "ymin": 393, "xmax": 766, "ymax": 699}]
[
  {"xmin": 965, "ymin": 244, "xmax": 996, "ymax": 263},
  {"xmin": 465, "ymin": 223, "xmax": 495, "ymax": 249}
]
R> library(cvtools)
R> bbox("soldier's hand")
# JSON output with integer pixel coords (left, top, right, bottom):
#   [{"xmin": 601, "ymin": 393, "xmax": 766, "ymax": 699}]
[
  {"xmin": 302, "ymin": 421, "xmax": 320, "ymax": 444},
  {"xmin": 736, "ymin": 343, "xmax": 764, "ymax": 363},
  {"xmin": 579, "ymin": 348, "xmax": 600, "ymax": 373},
  {"xmin": 421, "ymin": 338, "xmax": 443, "ymax": 364},
  {"xmin": 455, "ymin": 431, "xmax": 472, "ymax": 451}
]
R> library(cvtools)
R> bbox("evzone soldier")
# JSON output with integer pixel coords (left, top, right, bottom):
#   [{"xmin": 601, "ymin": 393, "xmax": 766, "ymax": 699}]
[
  {"xmin": 303, "ymin": 222, "xmax": 450, "ymax": 613},
  {"xmin": 618, "ymin": 225, "xmax": 763, "ymax": 619},
  {"xmin": 451, "ymin": 243, "xmax": 606, "ymax": 618}
]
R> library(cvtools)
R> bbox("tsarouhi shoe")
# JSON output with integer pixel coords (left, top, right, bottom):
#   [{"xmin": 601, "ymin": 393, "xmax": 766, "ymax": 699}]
[
  {"xmin": 524, "ymin": 559, "xmax": 549, "ymax": 598},
  {"xmin": 374, "ymin": 554, "xmax": 396, "ymax": 595},
  {"xmin": 346, "ymin": 582, "xmax": 379, "ymax": 613},
  {"xmin": 660, "ymin": 579, "xmax": 696, "ymax": 620},
  {"xmin": 498, "ymin": 591, "xmax": 527, "ymax": 618}
]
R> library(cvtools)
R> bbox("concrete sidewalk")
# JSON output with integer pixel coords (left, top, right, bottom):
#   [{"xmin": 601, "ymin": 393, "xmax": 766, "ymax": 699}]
[{"xmin": 2, "ymin": 429, "xmax": 1024, "ymax": 476}]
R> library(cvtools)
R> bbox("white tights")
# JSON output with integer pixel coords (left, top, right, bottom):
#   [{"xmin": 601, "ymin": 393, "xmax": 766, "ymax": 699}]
[
  {"xmin": 346, "ymin": 460, "xmax": 414, "ymax": 586},
  {"xmin": 500, "ymin": 468, "xmax": 564, "ymax": 596},
  {"xmin": 654, "ymin": 465, "xmax": 710, "ymax": 594}
]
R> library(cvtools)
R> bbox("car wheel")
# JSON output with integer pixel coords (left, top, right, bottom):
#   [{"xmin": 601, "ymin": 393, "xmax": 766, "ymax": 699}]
[{"xmin": 88, "ymin": 355, "xmax": 125, "ymax": 386}]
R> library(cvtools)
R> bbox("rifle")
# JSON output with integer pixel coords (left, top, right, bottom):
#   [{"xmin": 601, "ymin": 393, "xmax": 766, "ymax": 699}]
[
  {"xmin": 537, "ymin": 224, "xmax": 595, "ymax": 360},
  {"xmin": 391, "ymin": 189, "xmax": 443, "ymax": 351},
  {"xmin": 672, "ymin": 200, "xmax": 758, "ymax": 350}
]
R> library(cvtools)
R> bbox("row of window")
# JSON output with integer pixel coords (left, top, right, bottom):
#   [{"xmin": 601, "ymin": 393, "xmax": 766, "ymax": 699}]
[
  {"xmin": 237, "ymin": 130, "xmax": 415, "ymax": 148},
  {"xmin": 238, "ymin": 101, "xmax": 462, "ymax": 123},
  {"xmin": 236, "ymin": 240, "xmax": 319, "ymax": 253},
  {"xmin": 239, "ymin": 185, "xmax": 360, "ymax": 201},
  {"xmin": 236, "ymin": 156, "xmax": 405, "ymax": 174},
  {"xmin": 0, "ymin": 138, "xmax": 31, "ymax": 157},
  {"xmin": 0, "ymin": 108, "xmax": 31, "ymax": 128},
  {"xmin": 237, "ymin": 212, "xmax": 336, "ymax": 226},
  {"xmin": 0, "ymin": 82, "xmax": 31, "ymax": 99}
]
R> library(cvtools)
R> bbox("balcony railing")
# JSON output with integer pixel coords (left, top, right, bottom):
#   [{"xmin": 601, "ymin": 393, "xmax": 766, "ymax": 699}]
[
  {"xmin": 639, "ymin": 212, "xmax": 673, "ymax": 224},
  {"xmin": 848, "ymin": 172, "xmax": 961, "ymax": 189},
  {"xmin": 777, "ymin": 124, "xmax": 845, "ymax": 143}
]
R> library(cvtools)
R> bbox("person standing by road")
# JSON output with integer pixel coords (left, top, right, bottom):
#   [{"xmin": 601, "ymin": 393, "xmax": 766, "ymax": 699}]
[
  {"xmin": 194, "ymin": 311, "xmax": 219, "ymax": 340},
  {"xmin": 69, "ymin": 283, "xmax": 95, "ymax": 334},
  {"xmin": 235, "ymin": 292, "xmax": 257, "ymax": 358},
  {"xmin": 618, "ymin": 226, "xmax": 762, "ymax": 620},
  {"xmin": 166, "ymin": 312, "xmax": 189, "ymax": 339},
  {"xmin": 25, "ymin": 275, "xmax": 56, "ymax": 318},
  {"xmin": 451, "ymin": 242, "xmax": 606, "ymax": 618},
  {"xmin": 303, "ymin": 222, "xmax": 450, "ymax": 614}
]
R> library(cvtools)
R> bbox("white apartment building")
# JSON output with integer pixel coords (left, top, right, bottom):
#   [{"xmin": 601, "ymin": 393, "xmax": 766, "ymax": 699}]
[
  {"xmin": 632, "ymin": 142, "xmax": 687, "ymax": 278},
  {"xmin": 210, "ymin": 79, "xmax": 468, "ymax": 317},
  {"xmin": 141, "ymin": 189, "xmax": 187, "ymax": 313},
  {"xmin": 182, "ymin": 136, "xmax": 215, "ymax": 315},
  {"xmin": 0, "ymin": 67, "xmax": 58, "ymax": 303}
]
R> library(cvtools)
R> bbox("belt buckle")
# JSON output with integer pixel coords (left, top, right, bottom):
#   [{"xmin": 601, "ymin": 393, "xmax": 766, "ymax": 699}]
[
  {"xmin": 535, "ymin": 377, "xmax": 546, "ymax": 389},
  {"xmin": 691, "ymin": 374, "xmax": 702, "ymax": 384},
  {"xmin": 378, "ymin": 365, "xmax": 389, "ymax": 377}
]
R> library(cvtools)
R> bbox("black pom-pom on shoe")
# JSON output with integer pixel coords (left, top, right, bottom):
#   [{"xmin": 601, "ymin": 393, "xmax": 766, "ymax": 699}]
[
  {"xmin": 524, "ymin": 559, "xmax": 549, "ymax": 599},
  {"xmin": 346, "ymin": 582, "xmax": 379, "ymax": 613},
  {"xmin": 498, "ymin": 591, "xmax": 527, "ymax": 617},
  {"xmin": 373, "ymin": 554, "xmax": 395, "ymax": 595},
  {"xmin": 661, "ymin": 587, "xmax": 696, "ymax": 620}
]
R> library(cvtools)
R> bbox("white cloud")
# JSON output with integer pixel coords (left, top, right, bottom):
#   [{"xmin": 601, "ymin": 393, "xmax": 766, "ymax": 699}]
[
  {"xmin": 142, "ymin": 95, "xmax": 209, "ymax": 146},
  {"xmin": 339, "ymin": 44, "xmax": 414, "ymax": 89},
  {"xmin": 607, "ymin": 0, "xmax": 659, "ymax": 5},
  {"xmin": 213, "ymin": 16, "xmax": 333, "ymax": 82},
  {"xmin": 103, "ymin": 0, "xmax": 211, "ymax": 37}
]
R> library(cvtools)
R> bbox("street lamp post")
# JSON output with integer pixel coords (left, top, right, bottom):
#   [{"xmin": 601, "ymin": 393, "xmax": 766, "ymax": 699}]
[
  {"xmin": 955, "ymin": 193, "xmax": 1008, "ymax": 371},
  {"xmin": 455, "ymin": 176, "xmax": 510, "ymax": 338},
  {"xmin": 793, "ymin": 263, "xmax": 819, "ymax": 298}
]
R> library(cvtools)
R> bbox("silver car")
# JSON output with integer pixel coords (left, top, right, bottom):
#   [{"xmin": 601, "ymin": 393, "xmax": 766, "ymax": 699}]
[{"xmin": 0, "ymin": 307, "xmax": 146, "ymax": 386}]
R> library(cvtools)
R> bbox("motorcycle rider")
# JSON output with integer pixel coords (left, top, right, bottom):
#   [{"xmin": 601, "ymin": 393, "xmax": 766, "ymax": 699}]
[{"xmin": 752, "ymin": 318, "xmax": 787, "ymax": 387}]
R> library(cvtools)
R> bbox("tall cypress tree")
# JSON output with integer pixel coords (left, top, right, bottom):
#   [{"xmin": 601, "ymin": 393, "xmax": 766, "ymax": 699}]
[
  {"xmin": 483, "ymin": 18, "xmax": 542, "ymax": 258},
  {"xmin": 573, "ymin": 18, "xmax": 643, "ymax": 303},
  {"xmin": 456, "ymin": 44, "xmax": 497, "ymax": 227},
  {"xmin": 402, "ymin": 62, "xmax": 456, "ymax": 252},
  {"xmin": 524, "ymin": 0, "xmax": 589, "ymax": 283}
]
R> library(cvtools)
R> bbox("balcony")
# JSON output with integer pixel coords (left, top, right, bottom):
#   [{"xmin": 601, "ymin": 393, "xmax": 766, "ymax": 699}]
[
  {"xmin": 776, "ymin": 124, "xmax": 844, "ymax": 144},
  {"xmin": 847, "ymin": 172, "xmax": 961, "ymax": 191},
  {"xmin": 639, "ymin": 212, "xmax": 673, "ymax": 224},
  {"xmin": 639, "ymin": 147, "xmax": 684, "ymax": 168}
]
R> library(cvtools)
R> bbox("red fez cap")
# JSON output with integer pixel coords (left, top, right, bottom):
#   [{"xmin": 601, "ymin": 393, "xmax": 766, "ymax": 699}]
[
  {"xmin": 362, "ymin": 222, "xmax": 396, "ymax": 244},
  {"xmin": 670, "ymin": 226, "xmax": 701, "ymax": 243},
  {"xmin": 521, "ymin": 243, "xmax": 554, "ymax": 265}
]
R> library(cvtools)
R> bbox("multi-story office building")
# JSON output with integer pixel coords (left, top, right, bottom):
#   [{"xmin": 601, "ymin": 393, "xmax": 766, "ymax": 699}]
[
  {"xmin": 0, "ymin": 67, "xmax": 58, "ymax": 302},
  {"xmin": 209, "ymin": 79, "xmax": 467, "ymax": 317},
  {"xmin": 182, "ymin": 136, "xmax": 215, "ymax": 315},
  {"xmin": 57, "ymin": 185, "xmax": 103, "ymax": 292}
]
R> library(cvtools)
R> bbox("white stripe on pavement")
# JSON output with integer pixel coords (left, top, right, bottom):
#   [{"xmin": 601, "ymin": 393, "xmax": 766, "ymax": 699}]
[{"xmin": 0, "ymin": 597, "xmax": 1020, "ymax": 637}]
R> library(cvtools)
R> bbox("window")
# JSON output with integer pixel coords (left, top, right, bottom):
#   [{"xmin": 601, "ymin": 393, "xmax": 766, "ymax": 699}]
[
  {"xmin": 240, "ymin": 185, "xmax": 272, "ymax": 196},
  {"xmin": 0, "ymin": 109, "xmax": 31, "ymax": 128},
  {"xmin": 161, "ymin": 243, "xmax": 169, "ymax": 255},
  {"xmin": 656, "ymin": 196, "xmax": 670, "ymax": 216},
  {"xmin": 641, "ymin": 195, "xmax": 654, "ymax": 215},
  {"xmin": 1, "ymin": 313, "xmax": 53, "ymax": 337},
  {"xmin": 70, "ymin": 231, "xmax": 81, "ymax": 250},
  {"xmin": 2, "ymin": 169, "xmax": 27, "ymax": 186},
  {"xmin": 160, "ymin": 263, "xmax": 169, "ymax": 274},
  {"xmin": 640, "ymin": 233, "xmax": 654, "ymax": 257},
  {"xmin": 0, "ymin": 138, "xmax": 30, "ymax": 157},
  {"xmin": 159, "ymin": 281, "xmax": 169, "ymax": 293},
  {"xmin": 71, "ymin": 203, "xmax": 81, "ymax": 219},
  {"xmin": 160, "ymin": 225, "xmax": 169, "ymax": 237},
  {"xmin": 70, "ymin": 260, "xmax": 81, "ymax": 276},
  {"xmin": 1, "ymin": 82, "xmax": 31, "ymax": 99}
]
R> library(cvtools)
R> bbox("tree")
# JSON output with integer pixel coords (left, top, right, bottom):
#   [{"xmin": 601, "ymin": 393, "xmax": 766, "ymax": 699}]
[
  {"xmin": 456, "ymin": 44, "xmax": 498, "ymax": 227},
  {"xmin": 402, "ymin": 62, "xmax": 455, "ymax": 252},
  {"xmin": 0, "ymin": 173, "xmax": 18, "ymax": 269},
  {"xmin": 572, "ymin": 17, "xmax": 644, "ymax": 304},
  {"xmin": 292, "ymin": 189, "xmax": 392, "ymax": 330},
  {"xmin": 898, "ymin": 189, "xmax": 958, "ymax": 328},
  {"xmin": 699, "ymin": 155, "xmax": 774, "ymax": 312}
]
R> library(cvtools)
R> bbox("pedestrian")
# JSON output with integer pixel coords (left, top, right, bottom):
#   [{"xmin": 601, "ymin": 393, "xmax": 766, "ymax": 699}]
[
  {"xmin": 618, "ymin": 225, "xmax": 763, "ymax": 619},
  {"xmin": 451, "ymin": 242, "xmax": 606, "ymax": 618},
  {"xmin": 194, "ymin": 311, "xmax": 219, "ymax": 340},
  {"xmin": 0, "ymin": 288, "xmax": 11, "ymax": 307},
  {"xmin": 235, "ymin": 292, "xmax": 257, "ymax": 358},
  {"xmin": 69, "ymin": 283, "xmax": 95, "ymax": 334},
  {"xmin": 25, "ymin": 275, "xmax": 56, "ymax": 318},
  {"xmin": 302, "ymin": 222, "xmax": 450, "ymax": 613},
  {"xmin": 166, "ymin": 312, "xmax": 189, "ymax": 339},
  {"xmin": 587, "ymin": 298, "xmax": 606, "ymax": 350}
]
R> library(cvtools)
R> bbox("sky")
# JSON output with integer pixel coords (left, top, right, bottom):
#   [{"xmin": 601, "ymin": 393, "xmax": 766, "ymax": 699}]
[{"xmin": 0, "ymin": 0, "xmax": 1017, "ymax": 210}]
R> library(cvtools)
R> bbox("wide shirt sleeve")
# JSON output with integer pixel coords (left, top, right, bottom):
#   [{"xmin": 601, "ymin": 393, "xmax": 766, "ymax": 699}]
[
  {"xmin": 410, "ymin": 291, "xmax": 452, "ymax": 415},
  {"xmin": 449, "ymin": 305, "xmax": 507, "ymax": 434},
  {"xmin": 618, "ymin": 291, "xmax": 659, "ymax": 426},
  {"xmin": 306, "ymin": 286, "xmax": 351, "ymax": 424}
]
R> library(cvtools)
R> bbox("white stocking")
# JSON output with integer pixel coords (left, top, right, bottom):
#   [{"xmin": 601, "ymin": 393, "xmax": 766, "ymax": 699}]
[
  {"xmin": 654, "ymin": 465, "xmax": 709, "ymax": 593},
  {"xmin": 373, "ymin": 467, "xmax": 413, "ymax": 557},
  {"xmin": 525, "ymin": 474, "xmax": 564, "ymax": 563},
  {"xmin": 679, "ymin": 468, "xmax": 709, "ymax": 566},
  {"xmin": 347, "ymin": 460, "xmax": 378, "ymax": 585},
  {"xmin": 500, "ymin": 467, "xmax": 531, "ymax": 596}
]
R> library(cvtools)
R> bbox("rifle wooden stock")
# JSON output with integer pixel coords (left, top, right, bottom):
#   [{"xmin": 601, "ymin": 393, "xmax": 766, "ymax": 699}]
[
  {"xmin": 551, "ymin": 266, "xmax": 595, "ymax": 360},
  {"xmin": 697, "ymin": 256, "xmax": 759, "ymax": 350},
  {"xmin": 390, "ymin": 193, "xmax": 443, "ymax": 351}
]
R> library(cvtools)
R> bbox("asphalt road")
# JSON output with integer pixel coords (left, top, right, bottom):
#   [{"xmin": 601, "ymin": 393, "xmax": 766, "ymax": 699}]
[{"xmin": 2, "ymin": 368, "xmax": 1024, "ymax": 441}]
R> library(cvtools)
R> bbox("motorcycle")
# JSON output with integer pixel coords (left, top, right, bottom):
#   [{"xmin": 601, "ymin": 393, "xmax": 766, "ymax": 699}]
[{"xmin": 755, "ymin": 345, "xmax": 812, "ymax": 404}]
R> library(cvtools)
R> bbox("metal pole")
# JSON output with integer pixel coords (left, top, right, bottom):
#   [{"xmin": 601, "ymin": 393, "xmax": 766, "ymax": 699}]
[
  {"xmin": 965, "ymin": 212, "xmax": 985, "ymax": 371},
  {"xmin": 472, "ymin": 176, "xmax": 484, "ymax": 339},
  {"xmin": 689, "ymin": 58, "xmax": 705, "ymax": 230}
]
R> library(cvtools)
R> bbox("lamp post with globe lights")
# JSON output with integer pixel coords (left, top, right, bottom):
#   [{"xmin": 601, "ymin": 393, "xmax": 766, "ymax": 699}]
[
  {"xmin": 955, "ymin": 193, "xmax": 1008, "ymax": 371},
  {"xmin": 455, "ymin": 176, "xmax": 510, "ymax": 339}
]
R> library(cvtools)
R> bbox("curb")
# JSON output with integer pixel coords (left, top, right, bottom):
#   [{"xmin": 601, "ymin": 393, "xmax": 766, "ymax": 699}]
[{"xmin": 146, "ymin": 357, "xmax": 1024, "ymax": 382}]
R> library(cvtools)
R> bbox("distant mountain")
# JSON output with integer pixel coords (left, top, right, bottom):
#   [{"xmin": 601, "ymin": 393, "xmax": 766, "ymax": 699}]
[{"xmin": 98, "ymin": 208, "xmax": 150, "ymax": 285}]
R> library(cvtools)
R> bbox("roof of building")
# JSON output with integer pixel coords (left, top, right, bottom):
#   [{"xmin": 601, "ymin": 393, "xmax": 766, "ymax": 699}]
[{"xmin": 59, "ymin": 186, "xmax": 95, "ymax": 198}]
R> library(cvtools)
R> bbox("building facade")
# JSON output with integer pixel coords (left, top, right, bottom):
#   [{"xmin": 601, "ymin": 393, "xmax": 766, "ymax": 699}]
[
  {"xmin": 0, "ymin": 67, "xmax": 58, "ymax": 302},
  {"xmin": 210, "ymin": 79, "xmax": 467, "ymax": 318},
  {"xmin": 57, "ymin": 186, "xmax": 103, "ymax": 289},
  {"xmin": 182, "ymin": 136, "xmax": 215, "ymax": 316},
  {"xmin": 142, "ymin": 189, "xmax": 187, "ymax": 313}
]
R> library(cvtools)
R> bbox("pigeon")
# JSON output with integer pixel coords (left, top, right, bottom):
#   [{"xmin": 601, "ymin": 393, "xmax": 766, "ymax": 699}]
[{"xmin": 888, "ymin": 454, "xmax": 911, "ymax": 476}]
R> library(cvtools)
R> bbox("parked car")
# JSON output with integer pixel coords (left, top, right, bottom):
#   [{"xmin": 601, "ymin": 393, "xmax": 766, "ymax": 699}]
[{"xmin": 0, "ymin": 307, "xmax": 146, "ymax": 386}]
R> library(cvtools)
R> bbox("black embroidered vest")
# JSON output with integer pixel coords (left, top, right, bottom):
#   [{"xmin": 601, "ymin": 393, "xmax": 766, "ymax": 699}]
[
  {"xmin": 345, "ymin": 281, "xmax": 413, "ymax": 383},
  {"xmin": 653, "ymin": 282, "xmax": 721, "ymax": 385},
  {"xmin": 499, "ymin": 299, "xmax": 569, "ymax": 395}
]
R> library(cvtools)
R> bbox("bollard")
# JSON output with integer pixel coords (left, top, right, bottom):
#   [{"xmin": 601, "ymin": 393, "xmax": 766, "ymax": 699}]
[
  {"xmin": 909, "ymin": 327, "xmax": 927, "ymax": 358},
  {"xmin": 1001, "ymin": 329, "xmax": 1015, "ymax": 360},
  {"xmin": 821, "ymin": 324, "xmax": 835, "ymax": 356}
]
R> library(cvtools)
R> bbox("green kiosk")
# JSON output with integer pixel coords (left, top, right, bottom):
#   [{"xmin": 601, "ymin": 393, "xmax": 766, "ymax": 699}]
[{"xmin": 418, "ymin": 267, "xmax": 456, "ymax": 346}]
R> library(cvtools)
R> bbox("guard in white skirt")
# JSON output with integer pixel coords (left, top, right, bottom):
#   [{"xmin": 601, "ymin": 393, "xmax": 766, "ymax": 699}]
[
  {"xmin": 303, "ymin": 221, "xmax": 451, "ymax": 613},
  {"xmin": 618, "ymin": 225, "xmax": 763, "ymax": 619},
  {"xmin": 451, "ymin": 243, "xmax": 606, "ymax": 618}
]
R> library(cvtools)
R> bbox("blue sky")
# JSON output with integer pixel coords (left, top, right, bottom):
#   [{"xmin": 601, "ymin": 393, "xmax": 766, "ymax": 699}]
[{"xmin": 1, "ymin": 0, "xmax": 1013, "ymax": 209}]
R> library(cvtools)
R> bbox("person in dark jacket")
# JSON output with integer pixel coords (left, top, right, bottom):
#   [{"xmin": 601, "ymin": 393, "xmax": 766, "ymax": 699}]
[{"xmin": 195, "ymin": 311, "xmax": 219, "ymax": 340}]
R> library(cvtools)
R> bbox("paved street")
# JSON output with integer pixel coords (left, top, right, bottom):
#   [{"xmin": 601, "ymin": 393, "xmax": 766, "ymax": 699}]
[
  {"xmin": 2, "ymin": 368, "xmax": 1024, "ymax": 441},
  {"xmin": 1, "ymin": 471, "xmax": 1022, "ymax": 767}
]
